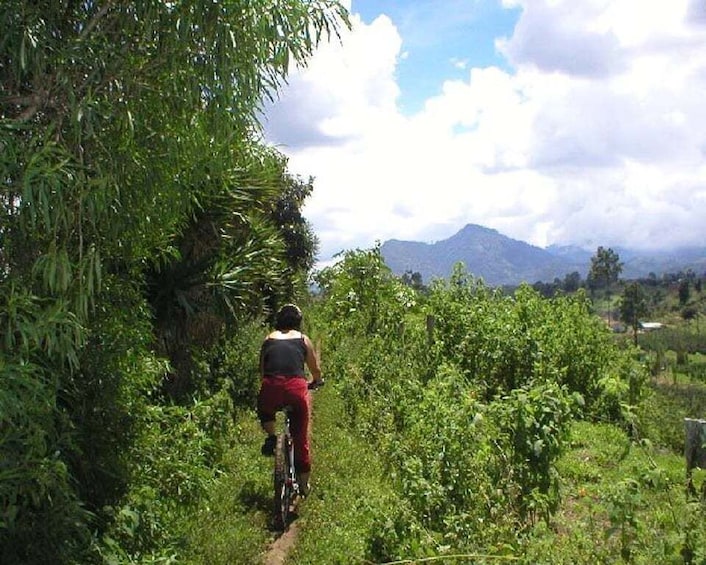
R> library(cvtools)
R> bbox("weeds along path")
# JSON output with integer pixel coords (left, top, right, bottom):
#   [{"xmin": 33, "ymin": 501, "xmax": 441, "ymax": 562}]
[
  {"xmin": 281, "ymin": 384, "xmax": 406, "ymax": 564},
  {"xmin": 183, "ymin": 397, "xmax": 312, "ymax": 565},
  {"xmin": 178, "ymin": 413, "xmax": 275, "ymax": 564}
]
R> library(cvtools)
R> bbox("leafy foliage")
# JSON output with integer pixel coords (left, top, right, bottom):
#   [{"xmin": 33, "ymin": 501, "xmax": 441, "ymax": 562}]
[
  {"xmin": 490, "ymin": 383, "xmax": 579, "ymax": 523},
  {"xmin": 1, "ymin": 1, "xmax": 349, "ymax": 561},
  {"xmin": 313, "ymin": 251, "xmax": 649, "ymax": 560},
  {"xmin": 315, "ymin": 244, "xmax": 417, "ymax": 340},
  {"xmin": 0, "ymin": 357, "xmax": 91, "ymax": 564}
]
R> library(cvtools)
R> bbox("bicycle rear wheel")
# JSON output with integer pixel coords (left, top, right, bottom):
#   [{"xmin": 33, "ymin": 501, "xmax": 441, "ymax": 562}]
[{"xmin": 273, "ymin": 433, "xmax": 290, "ymax": 530}]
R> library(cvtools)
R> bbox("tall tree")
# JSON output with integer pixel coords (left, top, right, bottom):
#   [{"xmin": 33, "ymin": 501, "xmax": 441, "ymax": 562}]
[
  {"xmin": 563, "ymin": 271, "xmax": 582, "ymax": 293},
  {"xmin": 588, "ymin": 246, "xmax": 623, "ymax": 291},
  {"xmin": 619, "ymin": 282, "xmax": 649, "ymax": 346},
  {"xmin": 401, "ymin": 270, "xmax": 426, "ymax": 292},
  {"xmin": 678, "ymin": 279, "xmax": 691, "ymax": 306},
  {"xmin": 1, "ymin": 0, "xmax": 347, "ymax": 315},
  {"xmin": 588, "ymin": 246, "xmax": 623, "ymax": 323},
  {"xmin": 268, "ymin": 171, "xmax": 320, "ymax": 275}
]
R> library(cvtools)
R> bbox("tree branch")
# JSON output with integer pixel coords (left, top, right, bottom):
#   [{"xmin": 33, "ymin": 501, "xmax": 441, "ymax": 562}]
[
  {"xmin": 0, "ymin": 94, "xmax": 42, "ymax": 106},
  {"xmin": 1, "ymin": 93, "xmax": 46, "ymax": 122},
  {"xmin": 1, "ymin": 1, "xmax": 116, "ymax": 121},
  {"xmin": 79, "ymin": 0, "xmax": 117, "ymax": 40}
]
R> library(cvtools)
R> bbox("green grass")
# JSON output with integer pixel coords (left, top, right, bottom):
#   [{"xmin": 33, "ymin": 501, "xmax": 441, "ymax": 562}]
[
  {"xmin": 178, "ymin": 413, "xmax": 274, "ymax": 565},
  {"xmin": 637, "ymin": 377, "xmax": 706, "ymax": 454},
  {"xmin": 288, "ymin": 383, "xmax": 424, "ymax": 565},
  {"xmin": 524, "ymin": 364, "xmax": 706, "ymax": 564},
  {"xmin": 176, "ymin": 374, "xmax": 706, "ymax": 564},
  {"xmin": 178, "ymin": 385, "xmax": 414, "ymax": 565},
  {"xmin": 524, "ymin": 420, "xmax": 705, "ymax": 564}
]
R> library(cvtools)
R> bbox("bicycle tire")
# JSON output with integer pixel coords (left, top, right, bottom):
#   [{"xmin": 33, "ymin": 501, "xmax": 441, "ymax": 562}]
[{"xmin": 273, "ymin": 433, "xmax": 290, "ymax": 530}]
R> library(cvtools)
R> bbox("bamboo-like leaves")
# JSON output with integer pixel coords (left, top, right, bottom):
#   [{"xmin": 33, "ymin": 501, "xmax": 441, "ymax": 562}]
[
  {"xmin": 0, "ymin": 284, "xmax": 83, "ymax": 370},
  {"xmin": 1, "ymin": 1, "xmax": 348, "ymax": 557}
]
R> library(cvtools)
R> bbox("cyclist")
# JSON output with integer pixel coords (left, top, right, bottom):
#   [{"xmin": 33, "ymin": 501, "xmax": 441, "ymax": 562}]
[{"xmin": 257, "ymin": 303, "xmax": 322, "ymax": 496}]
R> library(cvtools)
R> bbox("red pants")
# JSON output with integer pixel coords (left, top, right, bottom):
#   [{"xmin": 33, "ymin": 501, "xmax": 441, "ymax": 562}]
[{"xmin": 257, "ymin": 376, "xmax": 311, "ymax": 473}]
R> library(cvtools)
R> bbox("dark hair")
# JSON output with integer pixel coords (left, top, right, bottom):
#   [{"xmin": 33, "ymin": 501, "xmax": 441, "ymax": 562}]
[{"xmin": 275, "ymin": 304, "xmax": 302, "ymax": 331}]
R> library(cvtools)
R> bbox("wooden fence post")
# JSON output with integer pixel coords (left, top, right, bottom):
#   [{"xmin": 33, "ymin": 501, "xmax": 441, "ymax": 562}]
[
  {"xmin": 684, "ymin": 417, "xmax": 706, "ymax": 498},
  {"xmin": 426, "ymin": 314, "xmax": 435, "ymax": 346}
]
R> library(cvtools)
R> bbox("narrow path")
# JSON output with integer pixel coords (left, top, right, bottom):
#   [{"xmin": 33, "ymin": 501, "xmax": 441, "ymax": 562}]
[{"xmin": 262, "ymin": 521, "xmax": 300, "ymax": 565}]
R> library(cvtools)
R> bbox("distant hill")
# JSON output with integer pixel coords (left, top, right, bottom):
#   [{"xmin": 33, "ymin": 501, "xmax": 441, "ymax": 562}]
[
  {"xmin": 380, "ymin": 224, "xmax": 706, "ymax": 286},
  {"xmin": 613, "ymin": 247, "xmax": 706, "ymax": 280}
]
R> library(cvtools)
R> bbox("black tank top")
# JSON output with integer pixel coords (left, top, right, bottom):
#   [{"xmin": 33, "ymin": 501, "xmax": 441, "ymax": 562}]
[{"xmin": 261, "ymin": 336, "xmax": 306, "ymax": 378}]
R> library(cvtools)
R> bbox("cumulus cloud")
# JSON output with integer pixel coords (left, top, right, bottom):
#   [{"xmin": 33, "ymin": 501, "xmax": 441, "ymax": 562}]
[
  {"xmin": 497, "ymin": 1, "xmax": 626, "ymax": 77},
  {"xmin": 262, "ymin": 13, "xmax": 402, "ymax": 149},
  {"xmin": 263, "ymin": 0, "xmax": 706, "ymax": 259},
  {"xmin": 687, "ymin": 0, "xmax": 706, "ymax": 25}
]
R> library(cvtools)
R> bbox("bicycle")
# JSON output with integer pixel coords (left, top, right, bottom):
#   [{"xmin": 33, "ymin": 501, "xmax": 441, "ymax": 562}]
[{"xmin": 273, "ymin": 379, "xmax": 324, "ymax": 531}]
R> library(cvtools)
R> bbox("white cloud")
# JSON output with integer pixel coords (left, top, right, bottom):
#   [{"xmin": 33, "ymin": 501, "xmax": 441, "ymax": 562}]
[
  {"xmin": 264, "ymin": 0, "xmax": 706, "ymax": 260},
  {"xmin": 498, "ymin": 1, "xmax": 626, "ymax": 78},
  {"xmin": 451, "ymin": 57, "xmax": 469, "ymax": 70},
  {"xmin": 262, "ymin": 13, "xmax": 401, "ymax": 148}
]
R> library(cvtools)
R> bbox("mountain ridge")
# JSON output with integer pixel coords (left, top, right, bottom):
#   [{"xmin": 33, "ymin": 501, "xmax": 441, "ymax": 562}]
[{"xmin": 380, "ymin": 224, "xmax": 706, "ymax": 286}]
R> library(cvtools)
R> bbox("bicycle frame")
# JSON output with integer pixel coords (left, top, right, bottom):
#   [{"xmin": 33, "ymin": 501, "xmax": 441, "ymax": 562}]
[
  {"xmin": 272, "ymin": 379, "xmax": 323, "ymax": 531},
  {"xmin": 273, "ymin": 406, "xmax": 299, "ymax": 530}
]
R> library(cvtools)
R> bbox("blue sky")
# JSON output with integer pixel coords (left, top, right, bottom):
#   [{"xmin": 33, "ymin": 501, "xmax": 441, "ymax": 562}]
[
  {"xmin": 351, "ymin": 0, "xmax": 522, "ymax": 113},
  {"xmin": 263, "ymin": 0, "xmax": 706, "ymax": 263}
]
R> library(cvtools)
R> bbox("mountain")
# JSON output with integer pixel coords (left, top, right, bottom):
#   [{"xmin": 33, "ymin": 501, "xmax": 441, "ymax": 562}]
[
  {"xmin": 544, "ymin": 244, "xmax": 593, "ymax": 265},
  {"xmin": 380, "ymin": 224, "xmax": 706, "ymax": 286},
  {"xmin": 382, "ymin": 224, "xmax": 582, "ymax": 286},
  {"xmin": 546, "ymin": 244, "xmax": 706, "ymax": 280},
  {"xmin": 614, "ymin": 247, "xmax": 706, "ymax": 280}
]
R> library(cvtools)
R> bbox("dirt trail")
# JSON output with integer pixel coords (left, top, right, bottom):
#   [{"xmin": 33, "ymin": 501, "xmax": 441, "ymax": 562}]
[{"xmin": 262, "ymin": 521, "xmax": 299, "ymax": 565}]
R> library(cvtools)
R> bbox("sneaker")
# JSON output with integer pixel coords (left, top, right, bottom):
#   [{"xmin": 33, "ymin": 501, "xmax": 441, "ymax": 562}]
[{"xmin": 261, "ymin": 435, "xmax": 276, "ymax": 456}]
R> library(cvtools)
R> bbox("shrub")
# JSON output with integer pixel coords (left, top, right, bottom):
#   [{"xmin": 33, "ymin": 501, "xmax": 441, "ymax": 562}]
[
  {"xmin": 0, "ymin": 359, "xmax": 92, "ymax": 565},
  {"xmin": 314, "ymin": 253, "xmax": 652, "ymax": 556},
  {"xmin": 489, "ymin": 382, "xmax": 580, "ymax": 524}
]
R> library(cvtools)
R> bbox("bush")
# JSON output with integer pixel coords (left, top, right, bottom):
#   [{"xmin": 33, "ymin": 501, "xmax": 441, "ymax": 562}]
[
  {"xmin": 314, "ymin": 253, "xmax": 652, "ymax": 556},
  {"xmin": 0, "ymin": 360, "xmax": 92, "ymax": 565},
  {"xmin": 640, "ymin": 327, "xmax": 706, "ymax": 355},
  {"xmin": 489, "ymin": 382, "xmax": 580, "ymax": 524}
]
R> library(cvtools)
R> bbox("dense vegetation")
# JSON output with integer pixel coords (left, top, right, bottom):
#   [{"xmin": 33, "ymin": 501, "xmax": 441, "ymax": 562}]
[
  {"xmin": 307, "ymin": 247, "xmax": 706, "ymax": 563},
  {"xmin": 0, "ymin": 1, "xmax": 348, "ymax": 563},
  {"xmin": 3, "ymin": 2, "xmax": 706, "ymax": 564},
  {"xmin": 173, "ymin": 251, "xmax": 705, "ymax": 564}
]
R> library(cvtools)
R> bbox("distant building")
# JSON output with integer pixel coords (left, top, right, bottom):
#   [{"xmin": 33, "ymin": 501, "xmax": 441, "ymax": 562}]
[{"xmin": 639, "ymin": 322, "xmax": 665, "ymax": 331}]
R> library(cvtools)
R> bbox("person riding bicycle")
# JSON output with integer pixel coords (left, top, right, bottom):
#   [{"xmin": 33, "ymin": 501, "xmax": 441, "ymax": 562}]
[{"xmin": 257, "ymin": 303, "xmax": 322, "ymax": 496}]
